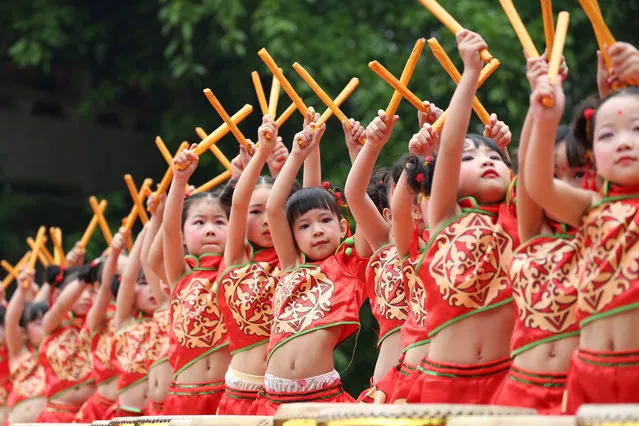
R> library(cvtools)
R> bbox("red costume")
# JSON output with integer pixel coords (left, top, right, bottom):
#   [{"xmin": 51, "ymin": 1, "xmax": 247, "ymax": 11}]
[
  {"xmin": 566, "ymin": 183, "xmax": 639, "ymax": 412},
  {"xmin": 36, "ymin": 314, "xmax": 94, "ymax": 423},
  {"xmin": 0, "ymin": 344, "xmax": 10, "ymax": 410},
  {"xmin": 7, "ymin": 346, "xmax": 45, "ymax": 415},
  {"xmin": 216, "ymin": 245, "xmax": 280, "ymax": 415},
  {"xmin": 163, "ymin": 253, "xmax": 228, "ymax": 415},
  {"xmin": 411, "ymin": 194, "xmax": 519, "ymax": 404},
  {"xmin": 76, "ymin": 304, "xmax": 117, "ymax": 423},
  {"xmin": 494, "ymin": 221, "xmax": 579, "ymax": 414},
  {"xmin": 254, "ymin": 239, "xmax": 367, "ymax": 414},
  {"xmin": 146, "ymin": 307, "xmax": 170, "ymax": 415}
]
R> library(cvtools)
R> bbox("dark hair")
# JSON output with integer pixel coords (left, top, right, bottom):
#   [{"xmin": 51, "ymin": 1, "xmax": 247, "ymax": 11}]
[
  {"xmin": 220, "ymin": 176, "xmax": 276, "ymax": 211},
  {"xmin": 404, "ymin": 155, "xmax": 436, "ymax": 195},
  {"xmin": 555, "ymin": 124, "xmax": 586, "ymax": 169},
  {"xmin": 20, "ymin": 302, "xmax": 48, "ymax": 328},
  {"xmin": 286, "ymin": 186, "xmax": 342, "ymax": 228},
  {"xmin": 391, "ymin": 155, "xmax": 411, "ymax": 185},
  {"xmin": 574, "ymin": 88, "xmax": 639, "ymax": 147},
  {"xmin": 368, "ymin": 168, "xmax": 391, "ymax": 214},
  {"xmin": 465, "ymin": 134, "xmax": 513, "ymax": 168},
  {"xmin": 572, "ymin": 94, "xmax": 600, "ymax": 151},
  {"xmin": 181, "ymin": 190, "xmax": 226, "ymax": 229},
  {"xmin": 78, "ymin": 259, "xmax": 103, "ymax": 284},
  {"xmin": 46, "ymin": 265, "xmax": 82, "ymax": 288}
]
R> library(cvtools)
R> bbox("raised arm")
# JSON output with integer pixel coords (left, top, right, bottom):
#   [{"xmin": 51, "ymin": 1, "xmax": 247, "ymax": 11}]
[
  {"xmin": 6, "ymin": 274, "xmax": 31, "ymax": 358},
  {"xmin": 391, "ymin": 172, "xmax": 417, "ymax": 258},
  {"xmin": 163, "ymin": 145, "xmax": 198, "ymax": 284},
  {"xmin": 267, "ymin": 125, "xmax": 317, "ymax": 269},
  {"xmin": 226, "ymin": 116, "xmax": 277, "ymax": 266},
  {"xmin": 41, "ymin": 276, "xmax": 88, "ymax": 336},
  {"xmin": 115, "ymin": 227, "xmax": 147, "ymax": 329},
  {"xmin": 345, "ymin": 111, "xmax": 397, "ymax": 252},
  {"xmin": 428, "ymin": 30, "xmax": 484, "ymax": 229},
  {"xmin": 303, "ymin": 108, "xmax": 323, "ymax": 188},
  {"xmin": 525, "ymin": 76, "xmax": 594, "ymax": 228}
]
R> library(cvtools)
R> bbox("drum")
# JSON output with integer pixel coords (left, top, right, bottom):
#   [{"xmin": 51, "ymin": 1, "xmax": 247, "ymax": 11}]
[
  {"xmin": 168, "ymin": 416, "xmax": 272, "ymax": 426},
  {"xmin": 315, "ymin": 404, "xmax": 537, "ymax": 426},
  {"xmin": 273, "ymin": 403, "xmax": 353, "ymax": 426},
  {"xmin": 447, "ymin": 416, "xmax": 575, "ymax": 426},
  {"xmin": 577, "ymin": 404, "xmax": 639, "ymax": 426}
]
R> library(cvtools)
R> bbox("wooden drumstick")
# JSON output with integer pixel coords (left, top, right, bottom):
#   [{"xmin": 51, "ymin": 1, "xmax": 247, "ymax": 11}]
[
  {"xmin": 124, "ymin": 175, "xmax": 151, "ymax": 225},
  {"xmin": 79, "ymin": 200, "xmax": 107, "ymax": 248},
  {"xmin": 428, "ymin": 38, "xmax": 490, "ymax": 124},
  {"xmin": 26, "ymin": 237, "xmax": 52, "ymax": 267},
  {"xmin": 541, "ymin": 11, "xmax": 569, "ymax": 107},
  {"xmin": 89, "ymin": 197, "xmax": 112, "ymax": 246},
  {"xmin": 368, "ymin": 61, "xmax": 430, "ymax": 113},
  {"xmin": 50, "ymin": 227, "xmax": 65, "ymax": 266},
  {"xmin": 123, "ymin": 179, "xmax": 153, "ymax": 231},
  {"xmin": 155, "ymin": 136, "xmax": 173, "ymax": 167},
  {"xmin": 268, "ymin": 74, "xmax": 281, "ymax": 118},
  {"xmin": 541, "ymin": 0, "xmax": 555, "ymax": 59},
  {"xmin": 499, "ymin": 0, "xmax": 540, "ymax": 58},
  {"xmin": 195, "ymin": 127, "xmax": 234, "ymax": 171},
  {"xmin": 258, "ymin": 48, "xmax": 308, "ymax": 116},
  {"xmin": 251, "ymin": 71, "xmax": 269, "ymax": 115},
  {"xmin": 417, "ymin": 0, "xmax": 493, "ymax": 63},
  {"xmin": 386, "ymin": 38, "xmax": 426, "ymax": 119},
  {"xmin": 203, "ymin": 89, "xmax": 250, "ymax": 149},
  {"xmin": 22, "ymin": 227, "xmax": 46, "ymax": 288},
  {"xmin": 275, "ymin": 103, "xmax": 298, "ymax": 128},
  {"xmin": 191, "ymin": 170, "xmax": 233, "ymax": 195},
  {"xmin": 315, "ymin": 78, "xmax": 360, "ymax": 128},
  {"xmin": 1, "ymin": 252, "xmax": 31, "ymax": 289},
  {"xmin": 292, "ymin": 62, "xmax": 365, "ymax": 145}
]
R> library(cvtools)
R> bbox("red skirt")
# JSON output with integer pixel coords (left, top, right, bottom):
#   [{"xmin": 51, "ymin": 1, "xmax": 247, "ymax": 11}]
[
  {"xmin": 161, "ymin": 381, "xmax": 224, "ymax": 415},
  {"xmin": 565, "ymin": 348, "xmax": 639, "ymax": 414},
  {"xmin": 493, "ymin": 365, "xmax": 567, "ymax": 414},
  {"xmin": 34, "ymin": 401, "xmax": 82, "ymax": 423},
  {"xmin": 147, "ymin": 399, "xmax": 165, "ymax": 416},
  {"xmin": 357, "ymin": 356, "xmax": 408, "ymax": 404},
  {"xmin": 407, "ymin": 356, "xmax": 510, "ymax": 404},
  {"xmin": 254, "ymin": 382, "xmax": 354, "ymax": 416},
  {"xmin": 217, "ymin": 385, "xmax": 260, "ymax": 415},
  {"xmin": 75, "ymin": 392, "xmax": 116, "ymax": 422},
  {"xmin": 389, "ymin": 359, "xmax": 418, "ymax": 403},
  {"xmin": 103, "ymin": 403, "xmax": 145, "ymax": 418}
]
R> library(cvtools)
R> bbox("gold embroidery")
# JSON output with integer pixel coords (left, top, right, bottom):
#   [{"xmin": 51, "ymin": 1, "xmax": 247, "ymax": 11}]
[
  {"xmin": 403, "ymin": 260, "xmax": 428, "ymax": 327},
  {"xmin": 370, "ymin": 246, "xmax": 408, "ymax": 321},
  {"xmin": 172, "ymin": 276, "xmax": 226, "ymax": 349},
  {"xmin": 578, "ymin": 201, "xmax": 639, "ymax": 313},
  {"xmin": 114, "ymin": 320, "xmax": 154, "ymax": 374},
  {"xmin": 149, "ymin": 310, "xmax": 170, "ymax": 362},
  {"xmin": 272, "ymin": 267, "xmax": 334, "ymax": 334},
  {"xmin": 429, "ymin": 213, "xmax": 514, "ymax": 309},
  {"xmin": 11, "ymin": 351, "xmax": 45, "ymax": 398},
  {"xmin": 510, "ymin": 238, "xmax": 579, "ymax": 332},
  {"xmin": 94, "ymin": 318, "xmax": 115, "ymax": 370},
  {"xmin": 45, "ymin": 327, "xmax": 92, "ymax": 381},
  {"xmin": 221, "ymin": 263, "xmax": 277, "ymax": 337}
]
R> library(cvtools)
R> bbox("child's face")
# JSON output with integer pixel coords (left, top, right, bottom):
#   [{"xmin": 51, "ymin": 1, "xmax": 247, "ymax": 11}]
[
  {"xmin": 183, "ymin": 199, "xmax": 229, "ymax": 256},
  {"xmin": 246, "ymin": 186, "xmax": 273, "ymax": 249},
  {"xmin": 71, "ymin": 285, "xmax": 94, "ymax": 317},
  {"xmin": 458, "ymin": 140, "xmax": 511, "ymax": 204},
  {"xmin": 554, "ymin": 141, "xmax": 586, "ymax": 189},
  {"xmin": 593, "ymin": 96, "xmax": 639, "ymax": 186},
  {"xmin": 27, "ymin": 319, "xmax": 43, "ymax": 347},
  {"xmin": 135, "ymin": 280, "xmax": 158, "ymax": 314},
  {"xmin": 293, "ymin": 208, "xmax": 346, "ymax": 262}
]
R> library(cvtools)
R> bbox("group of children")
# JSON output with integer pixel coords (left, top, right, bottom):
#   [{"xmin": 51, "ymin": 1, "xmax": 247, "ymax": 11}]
[{"xmin": 1, "ymin": 20, "xmax": 639, "ymax": 425}]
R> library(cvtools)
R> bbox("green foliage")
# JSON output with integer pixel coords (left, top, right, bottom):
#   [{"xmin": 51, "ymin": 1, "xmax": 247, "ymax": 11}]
[{"xmin": 1, "ymin": 0, "xmax": 638, "ymax": 394}]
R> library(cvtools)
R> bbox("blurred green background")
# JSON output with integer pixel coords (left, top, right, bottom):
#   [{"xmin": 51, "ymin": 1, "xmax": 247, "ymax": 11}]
[{"xmin": 1, "ymin": 0, "xmax": 638, "ymax": 395}]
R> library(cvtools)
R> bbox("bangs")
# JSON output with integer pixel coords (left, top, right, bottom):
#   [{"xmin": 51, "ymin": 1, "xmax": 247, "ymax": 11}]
[
  {"xmin": 286, "ymin": 187, "xmax": 340, "ymax": 227},
  {"xmin": 21, "ymin": 302, "xmax": 48, "ymax": 328},
  {"xmin": 561, "ymin": 132, "xmax": 586, "ymax": 169},
  {"xmin": 466, "ymin": 134, "xmax": 512, "ymax": 169}
]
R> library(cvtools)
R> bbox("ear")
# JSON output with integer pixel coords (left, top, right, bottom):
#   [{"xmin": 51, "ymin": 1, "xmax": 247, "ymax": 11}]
[
  {"xmin": 382, "ymin": 207, "xmax": 392, "ymax": 223},
  {"xmin": 339, "ymin": 217, "xmax": 349, "ymax": 239}
]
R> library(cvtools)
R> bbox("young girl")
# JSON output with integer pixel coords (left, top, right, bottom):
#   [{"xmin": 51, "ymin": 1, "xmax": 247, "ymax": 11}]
[
  {"xmin": 216, "ymin": 116, "xmax": 283, "ymax": 415},
  {"xmin": 35, "ymin": 264, "xmax": 97, "ymax": 422},
  {"xmin": 344, "ymin": 111, "xmax": 409, "ymax": 403},
  {"xmin": 163, "ymin": 147, "xmax": 232, "ymax": 415},
  {"xmin": 109, "ymin": 228, "xmax": 159, "ymax": 417},
  {"xmin": 75, "ymin": 234, "xmax": 125, "ymax": 422},
  {"xmin": 493, "ymin": 55, "xmax": 579, "ymax": 414},
  {"xmin": 140, "ymin": 193, "xmax": 171, "ymax": 416},
  {"xmin": 404, "ymin": 30, "xmax": 518, "ymax": 404},
  {"xmin": 255, "ymin": 120, "xmax": 369, "ymax": 415},
  {"xmin": 5, "ymin": 273, "xmax": 46, "ymax": 424},
  {"xmin": 523, "ymin": 41, "xmax": 639, "ymax": 412}
]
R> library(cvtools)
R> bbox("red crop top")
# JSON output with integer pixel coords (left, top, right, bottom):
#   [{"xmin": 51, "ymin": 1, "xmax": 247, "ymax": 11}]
[
  {"xmin": 149, "ymin": 307, "xmax": 170, "ymax": 367},
  {"xmin": 576, "ymin": 182, "xmax": 639, "ymax": 326},
  {"xmin": 111, "ymin": 313, "xmax": 155, "ymax": 391},
  {"xmin": 400, "ymin": 235, "xmax": 430, "ymax": 351},
  {"xmin": 417, "ymin": 194, "xmax": 519, "ymax": 338},
  {"xmin": 169, "ymin": 253, "xmax": 228, "ymax": 378},
  {"xmin": 366, "ymin": 244, "xmax": 408, "ymax": 346},
  {"xmin": 217, "ymin": 245, "xmax": 280, "ymax": 354},
  {"xmin": 90, "ymin": 303, "xmax": 117, "ymax": 385},
  {"xmin": 267, "ymin": 239, "xmax": 368, "ymax": 364},
  {"xmin": 39, "ymin": 314, "xmax": 94, "ymax": 398},
  {"xmin": 8, "ymin": 346, "xmax": 45, "ymax": 410},
  {"xmin": 509, "ymin": 220, "xmax": 579, "ymax": 357}
]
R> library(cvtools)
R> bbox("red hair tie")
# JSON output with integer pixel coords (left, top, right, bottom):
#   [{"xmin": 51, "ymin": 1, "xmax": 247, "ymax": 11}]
[
  {"xmin": 584, "ymin": 108, "xmax": 595, "ymax": 120},
  {"xmin": 415, "ymin": 173, "xmax": 425, "ymax": 183}
]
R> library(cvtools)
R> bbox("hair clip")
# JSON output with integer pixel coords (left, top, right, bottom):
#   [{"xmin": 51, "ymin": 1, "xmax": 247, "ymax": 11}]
[
  {"xmin": 424, "ymin": 156, "xmax": 434, "ymax": 167},
  {"xmin": 378, "ymin": 179, "xmax": 385, "ymax": 186},
  {"xmin": 415, "ymin": 172, "xmax": 425, "ymax": 183},
  {"xmin": 584, "ymin": 108, "xmax": 595, "ymax": 140},
  {"xmin": 90, "ymin": 259, "xmax": 100, "ymax": 268}
]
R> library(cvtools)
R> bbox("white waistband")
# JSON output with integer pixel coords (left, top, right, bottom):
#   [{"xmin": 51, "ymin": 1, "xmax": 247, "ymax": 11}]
[{"xmin": 264, "ymin": 369, "xmax": 341, "ymax": 393}]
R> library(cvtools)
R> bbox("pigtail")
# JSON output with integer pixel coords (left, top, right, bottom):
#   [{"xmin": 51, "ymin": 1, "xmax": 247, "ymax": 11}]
[{"xmin": 404, "ymin": 155, "xmax": 436, "ymax": 196}]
